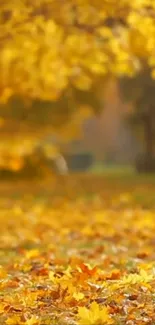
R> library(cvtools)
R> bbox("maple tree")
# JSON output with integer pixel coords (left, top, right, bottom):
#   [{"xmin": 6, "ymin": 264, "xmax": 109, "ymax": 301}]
[
  {"xmin": 0, "ymin": 0, "xmax": 155, "ymax": 169},
  {"xmin": 0, "ymin": 0, "xmax": 155, "ymax": 103}
]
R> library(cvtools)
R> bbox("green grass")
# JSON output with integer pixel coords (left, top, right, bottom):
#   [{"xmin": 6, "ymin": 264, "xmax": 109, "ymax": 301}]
[
  {"xmin": 89, "ymin": 163, "xmax": 155, "ymax": 183},
  {"xmin": 89, "ymin": 163, "xmax": 134, "ymax": 175}
]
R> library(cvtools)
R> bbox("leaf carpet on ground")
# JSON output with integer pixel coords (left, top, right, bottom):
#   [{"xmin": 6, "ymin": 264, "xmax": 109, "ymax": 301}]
[{"xmin": 0, "ymin": 175, "xmax": 155, "ymax": 325}]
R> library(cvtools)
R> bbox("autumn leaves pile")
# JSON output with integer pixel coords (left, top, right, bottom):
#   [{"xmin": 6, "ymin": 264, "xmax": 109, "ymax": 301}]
[{"xmin": 0, "ymin": 177, "xmax": 155, "ymax": 325}]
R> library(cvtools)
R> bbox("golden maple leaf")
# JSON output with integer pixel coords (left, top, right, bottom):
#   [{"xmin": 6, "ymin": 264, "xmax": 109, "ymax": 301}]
[
  {"xmin": 121, "ymin": 269, "xmax": 153, "ymax": 285},
  {"xmin": 25, "ymin": 316, "xmax": 40, "ymax": 325},
  {"xmin": 6, "ymin": 316, "xmax": 23, "ymax": 325},
  {"xmin": 77, "ymin": 301, "xmax": 113, "ymax": 325}
]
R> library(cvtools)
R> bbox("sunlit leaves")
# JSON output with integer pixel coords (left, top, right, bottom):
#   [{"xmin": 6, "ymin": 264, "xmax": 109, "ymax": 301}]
[
  {"xmin": 6, "ymin": 315, "xmax": 40, "ymax": 325},
  {"xmin": 5, "ymin": 315, "xmax": 22, "ymax": 325},
  {"xmin": 121, "ymin": 269, "xmax": 153, "ymax": 285},
  {"xmin": 0, "ymin": 176, "xmax": 155, "ymax": 324},
  {"xmin": 78, "ymin": 302, "xmax": 113, "ymax": 325},
  {"xmin": 0, "ymin": 0, "xmax": 155, "ymax": 100},
  {"xmin": 0, "ymin": 0, "xmax": 155, "ymax": 162}
]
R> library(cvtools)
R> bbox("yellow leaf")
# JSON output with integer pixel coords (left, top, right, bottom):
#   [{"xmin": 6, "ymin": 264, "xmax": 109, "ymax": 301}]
[
  {"xmin": 78, "ymin": 301, "xmax": 113, "ymax": 325},
  {"xmin": 25, "ymin": 249, "xmax": 40, "ymax": 259},
  {"xmin": 6, "ymin": 316, "xmax": 22, "ymax": 325},
  {"xmin": 78, "ymin": 306, "xmax": 90, "ymax": 325},
  {"xmin": 73, "ymin": 291, "xmax": 84, "ymax": 301},
  {"xmin": 25, "ymin": 315, "xmax": 40, "ymax": 325},
  {"xmin": 49, "ymin": 271, "xmax": 57, "ymax": 283},
  {"xmin": 121, "ymin": 270, "xmax": 153, "ymax": 285},
  {"xmin": 0, "ymin": 266, "xmax": 7, "ymax": 279},
  {"xmin": 0, "ymin": 303, "xmax": 5, "ymax": 314}
]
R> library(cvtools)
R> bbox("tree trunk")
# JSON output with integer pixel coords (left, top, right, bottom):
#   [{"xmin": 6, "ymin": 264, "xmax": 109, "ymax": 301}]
[{"xmin": 144, "ymin": 115, "xmax": 154, "ymax": 158}]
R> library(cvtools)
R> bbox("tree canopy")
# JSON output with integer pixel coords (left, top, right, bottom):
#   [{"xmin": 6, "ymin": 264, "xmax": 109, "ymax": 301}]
[
  {"xmin": 0, "ymin": 0, "xmax": 155, "ymax": 103},
  {"xmin": 0, "ymin": 0, "xmax": 155, "ymax": 171}
]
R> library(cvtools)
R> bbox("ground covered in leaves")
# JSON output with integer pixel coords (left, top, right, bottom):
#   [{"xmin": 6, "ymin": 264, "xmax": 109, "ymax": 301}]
[{"xmin": 0, "ymin": 174, "xmax": 155, "ymax": 325}]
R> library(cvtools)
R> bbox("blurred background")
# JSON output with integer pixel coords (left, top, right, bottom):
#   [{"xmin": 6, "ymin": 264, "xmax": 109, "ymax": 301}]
[
  {"xmin": 0, "ymin": 76, "xmax": 154, "ymax": 179},
  {"xmin": 0, "ymin": 75, "xmax": 154, "ymax": 179}
]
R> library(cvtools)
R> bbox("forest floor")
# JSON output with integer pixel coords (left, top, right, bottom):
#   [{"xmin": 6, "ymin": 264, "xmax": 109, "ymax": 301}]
[{"xmin": 0, "ymin": 173, "xmax": 155, "ymax": 325}]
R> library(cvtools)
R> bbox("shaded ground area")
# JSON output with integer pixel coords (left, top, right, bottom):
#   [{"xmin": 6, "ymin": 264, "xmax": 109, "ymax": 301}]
[{"xmin": 0, "ymin": 173, "xmax": 155, "ymax": 325}]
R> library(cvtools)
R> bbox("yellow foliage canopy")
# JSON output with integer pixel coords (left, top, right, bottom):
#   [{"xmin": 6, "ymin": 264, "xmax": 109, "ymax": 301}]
[{"xmin": 0, "ymin": 0, "xmax": 155, "ymax": 102}]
